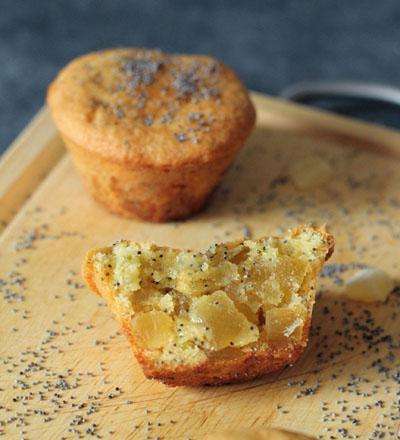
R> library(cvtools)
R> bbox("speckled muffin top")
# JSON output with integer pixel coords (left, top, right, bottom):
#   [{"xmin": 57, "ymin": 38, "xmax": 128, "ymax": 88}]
[{"xmin": 47, "ymin": 48, "xmax": 256, "ymax": 169}]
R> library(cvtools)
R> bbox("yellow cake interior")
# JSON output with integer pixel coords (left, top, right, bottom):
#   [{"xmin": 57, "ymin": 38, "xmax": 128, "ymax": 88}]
[{"xmin": 92, "ymin": 228, "xmax": 329, "ymax": 366}]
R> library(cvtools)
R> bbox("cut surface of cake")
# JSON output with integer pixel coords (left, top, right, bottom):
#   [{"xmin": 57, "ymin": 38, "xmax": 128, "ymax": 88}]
[
  {"xmin": 205, "ymin": 427, "xmax": 315, "ymax": 440},
  {"xmin": 83, "ymin": 225, "xmax": 334, "ymax": 386}
]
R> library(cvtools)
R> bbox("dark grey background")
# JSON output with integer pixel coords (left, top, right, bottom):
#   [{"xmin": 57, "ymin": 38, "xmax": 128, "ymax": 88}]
[{"xmin": 1, "ymin": 0, "xmax": 400, "ymax": 153}]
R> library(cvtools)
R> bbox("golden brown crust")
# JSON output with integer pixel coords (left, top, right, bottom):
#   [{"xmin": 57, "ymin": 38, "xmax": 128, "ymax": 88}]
[
  {"xmin": 47, "ymin": 48, "xmax": 255, "ymax": 169},
  {"xmin": 64, "ymin": 134, "xmax": 239, "ymax": 221},
  {"xmin": 82, "ymin": 248, "xmax": 107, "ymax": 297},
  {"xmin": 120, "ymin": 318, "xmax": 309, "ymax": 386},
  {"xmin": 47, "ymin": 48, "xmax": 255, "ymax": 221},
  {"xmin": 205, "ymin": 428, "xmax": 315, "ymax": 440},
  {"xmin": 82, "ymin": 226, "xmax": 334, "ymax": 386}
]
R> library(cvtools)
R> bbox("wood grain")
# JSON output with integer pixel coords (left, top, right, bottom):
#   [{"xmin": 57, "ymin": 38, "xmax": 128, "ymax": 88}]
[
  {"xmin": 0, "ymin": 95, "xmax": 399, "ymax": 440},
  {"xmin": 0, "ymin": 107, "xmax": 64, "ymax": 232}
]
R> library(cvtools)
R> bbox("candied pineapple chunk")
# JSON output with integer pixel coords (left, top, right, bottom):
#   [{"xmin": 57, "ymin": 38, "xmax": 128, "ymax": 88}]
[
  {"xmin": 275, "ymin": 256, "xmax": 308, "ymax": 296},
  {"xmin": 85, "ymin": 225, "xmax": 333, "ymax": 383},
  {"xmin": 263, "ymin": 307, "xmax": 304, "ymax": 345},
  {"xmin": 288, "ymin": 156, "xmax": 333, "ymax": 190},
  {"xmin": 343, "ymin": 267, "xmax": 394, "ymax": 303},
  {"xmin": 190, "ymin": 291, "xmax": 259, "ymax": 349},
  {"xmin": 175, "ymin": 261, "xmax": 238, "ymax": 296},
  {"xmin": 132, "ymin": 311, "xmax": 175, "ymax": 349}
]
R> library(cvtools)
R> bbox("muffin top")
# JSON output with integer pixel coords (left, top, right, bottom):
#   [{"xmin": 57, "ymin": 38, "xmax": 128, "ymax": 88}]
[{"xmin": 47, "ymin": 48, "xmax": 255, "ymax": 168}]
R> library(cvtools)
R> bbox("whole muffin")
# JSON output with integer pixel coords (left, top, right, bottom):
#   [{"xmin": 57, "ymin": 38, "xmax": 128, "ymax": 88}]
[{"xmin": 47, "ymin": 48, "xmax": 255, "ymax": 221}]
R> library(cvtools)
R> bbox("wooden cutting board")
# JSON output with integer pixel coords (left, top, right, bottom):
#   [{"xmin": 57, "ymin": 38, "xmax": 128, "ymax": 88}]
[{"xmin": 1, "ymin": 93, "xmax": 399, "ymax": 440}]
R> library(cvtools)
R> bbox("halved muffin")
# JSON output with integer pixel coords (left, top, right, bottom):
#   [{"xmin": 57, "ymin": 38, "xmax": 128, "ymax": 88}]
[
  {"xmin": 83, "ymin": 225, "xmax": 333, "ymax": 386},
  {"xmin": 47, "ymin": 48, "xmax": 255, "ymax": 221},
  {"xmin": 206, "ymin": 428, "xmax": 315, "ymax": 440}
]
